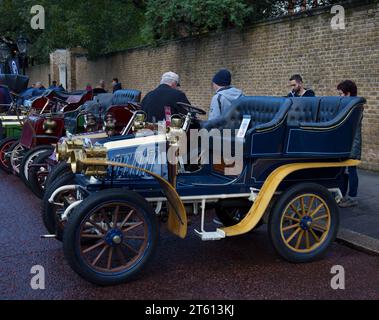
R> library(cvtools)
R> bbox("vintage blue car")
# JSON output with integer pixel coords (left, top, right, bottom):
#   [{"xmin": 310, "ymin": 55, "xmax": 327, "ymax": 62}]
[{"xmin": 44, "ymin": 96, "xmax": 364, "ymax": 286}]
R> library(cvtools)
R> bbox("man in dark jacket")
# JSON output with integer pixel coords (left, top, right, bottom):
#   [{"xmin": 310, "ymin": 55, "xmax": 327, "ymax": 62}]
[
  {"xmin": 287, "ymin": 74, "xmax": 315, "ymax": 97},
  {"xmin": 141, "ymin": 72, "xmax": 191, "ymax": 123},
  {"xmin": 112, "ymin": 78, "xmax": 122, "ymax": 93}
]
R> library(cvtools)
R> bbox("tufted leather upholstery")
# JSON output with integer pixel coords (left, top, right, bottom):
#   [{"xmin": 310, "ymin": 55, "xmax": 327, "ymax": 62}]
[
  {"xmin": 202, "ymin": 96, "xmax": 290, "ymax": 131},
  {"xmin": 287, "ymin": 98, "xmax": 319, "ymax": 126},
  {"xmin": 111, "ymin": 89, "xmax": 141, "ymax": 105},
  {"xmin": 94, "ymin": 93, "xmax": 114, "ymax": 109},
  {"xmin": 317, "ymin": 97, "xmax": 342, "ymax": 122},
  {"xmin": 288, "ymin": 97, "xmax": 366, "ymax": 125}
]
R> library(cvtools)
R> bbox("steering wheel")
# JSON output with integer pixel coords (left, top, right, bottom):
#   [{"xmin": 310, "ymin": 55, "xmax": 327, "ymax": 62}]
[{"xmin": 177, "ymin": 102, "xmax": 206, "ymax": 116}]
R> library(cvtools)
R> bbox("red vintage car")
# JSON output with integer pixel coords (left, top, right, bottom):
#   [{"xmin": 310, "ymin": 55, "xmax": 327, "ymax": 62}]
[{"xmin": 18, "ymin": 89, "xmax": 142, "ymax": 198}]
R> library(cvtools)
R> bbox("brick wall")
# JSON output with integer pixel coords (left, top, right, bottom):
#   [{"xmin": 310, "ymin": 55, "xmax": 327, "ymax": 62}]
[
  {"xmin": 34, "ymin": 1, "xmax": 379, "ymax": 170},
  {"xmin": 25, "ymin": 63, "xmax": 50, "ymax": 88}
]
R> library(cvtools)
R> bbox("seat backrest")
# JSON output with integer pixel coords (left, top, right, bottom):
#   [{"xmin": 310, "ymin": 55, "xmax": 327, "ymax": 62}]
[
  {"xmin": 94, "ymin": 93, "xmax": 114, "ymax": 109},
  {"xmin": 287, "ymin": 97, "xmax": 320, "ymax": 126},
  {"xmin": 111, "ymin": 89, "xmax": 142, "ymax": 105},
  {"xmin": 317, "ymin": 97, "xmax": 342, "ymax": 122},
  {"xmin": 293, "ymin": 96, "xmax": 365, "ymax": 124},
  {"xmin": 0, "ymin": 85, "xmax": 12, "ymax": 105},
  {"xmin": 223, "ymin": 96, "xmax": 289, "ymax": 130},
  {"xmin": 234, "ymin": 96, "xmax": 287, "ymax": 128}
]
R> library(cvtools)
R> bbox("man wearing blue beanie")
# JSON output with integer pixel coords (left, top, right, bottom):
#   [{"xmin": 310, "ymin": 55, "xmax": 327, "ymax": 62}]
[{"xmin": 209, "ymin": 69, "xmax": 244, "ymax": 120}]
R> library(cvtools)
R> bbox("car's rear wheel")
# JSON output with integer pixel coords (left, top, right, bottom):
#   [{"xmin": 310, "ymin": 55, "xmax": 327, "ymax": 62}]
[
  {"xmin": 28, "ymin": 149, "xmax": 55, "ymax": 198},
  {"xmin": 0, "ymin": 137, "xmax": 17, "ymax": 173},
  {"xmin": 20, "ymin": 145, "xmax": 54, "ymax": 188},
  {"xmin": 63, "ymin": 189, "xmax": 159, "ymax": 286},
  {"xmin": 7, "ymin": 141, "xmax": 27, "ymax": 176},
  {"xmin": 268, "ymin": 183, "xmax": 339, "ymax": 263},
  {"xmin": 42, "ymin": 171, "xmax": 76, "ymax": 241}
]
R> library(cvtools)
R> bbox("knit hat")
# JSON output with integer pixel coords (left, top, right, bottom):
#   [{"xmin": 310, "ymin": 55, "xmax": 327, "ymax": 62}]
[{"xmin": 212, "ymin": 69, "xmax": 232, "ymax": 87}]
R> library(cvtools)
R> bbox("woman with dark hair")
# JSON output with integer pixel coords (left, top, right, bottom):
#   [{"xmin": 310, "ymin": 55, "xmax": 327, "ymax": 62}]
[{"xmin": 337, "ymin": 80, "xmax": 361, "ymax": 208}]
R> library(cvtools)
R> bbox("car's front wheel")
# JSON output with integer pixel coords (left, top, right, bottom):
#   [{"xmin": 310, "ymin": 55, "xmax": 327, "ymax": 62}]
[{"xmin": 63, "ymin": 189, "xmax": 159, "ymax": 286}]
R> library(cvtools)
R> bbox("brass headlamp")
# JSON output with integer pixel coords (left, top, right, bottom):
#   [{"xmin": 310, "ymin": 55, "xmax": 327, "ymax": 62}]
[
  {"xmin": 69, "ymin": 146, "xmax": 108, "ymax": 177},
  {"xmin": 56, "ymin": 138, "xmax": 84, "ymax": 162},
  {"xmin": 132, "ymin": 111, "xmax": 147, "ymax": 131},
  {"xmin": 167, "ymin": 115, "xmax": 185, "ymax": 145},
  {"xmin": 43, "ymin": 116, "xmax": 57, "ymax": 134}
]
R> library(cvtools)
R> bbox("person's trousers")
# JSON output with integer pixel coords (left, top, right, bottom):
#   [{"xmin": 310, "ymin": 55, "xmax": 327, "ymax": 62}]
[{"xmin": 341, "ymin": 166, "xmax": 359, "ymax": 198}]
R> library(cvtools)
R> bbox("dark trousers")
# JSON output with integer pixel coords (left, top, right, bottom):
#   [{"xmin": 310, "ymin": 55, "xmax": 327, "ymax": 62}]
[{"xmin": 341, "ymin": 166, "xmax": 359, "ymax": 198}]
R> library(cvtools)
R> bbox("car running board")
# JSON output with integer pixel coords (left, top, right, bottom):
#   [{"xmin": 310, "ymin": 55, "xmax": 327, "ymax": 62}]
[{"xmin": 194, "ymin": 229, "xmax": 226, "ymax": 241}]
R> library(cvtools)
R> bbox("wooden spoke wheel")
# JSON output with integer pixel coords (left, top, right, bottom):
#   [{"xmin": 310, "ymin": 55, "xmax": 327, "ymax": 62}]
[
  {"xmin": 9, "ymin": 142, "xmax": 27, "ymax": 175},
  {"xmin": 0, "ymin": 138, "xmax": 17, "ymax": 172},
  {"xmin": 63, "ymin": 190, "xmax": 159, "ymax": 286},
  {"xmin": 20, "ymin": 146, "xmax": 53, "ymax": 188},
  {"xmin": 28, "ymin": 150, "xmax": 54, "ymax": 198},
  {"xmin": 268, "ymin": 183, "xmax": 339, "ymax": 263}
]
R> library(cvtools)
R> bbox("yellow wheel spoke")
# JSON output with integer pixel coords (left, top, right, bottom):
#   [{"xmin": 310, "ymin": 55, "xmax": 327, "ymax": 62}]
[
  {"xmin": 286, "ymin": 227, "xmax": 302, "ymax": 244},
  {"xmin": 305, "ymin": 231, "xmax": 311, "ymax": 249},
  {"xmin": 284, "ymin": 215, "xmax": 300, "ymax": 223},
  {"xmin": 290, "ymin": 204, "xmax": 302, "ymax": 218},
  {"xmin": 311, "ymin": 224, "xmax": 327, "ymax": 232},
  {"xmin": 282, "ymin": 223, "xmax": 300, "ymax": 232},
  {"xmin": 312, "ymin": 215, "xmax": 329, "ymax": 222},
  {"xmin": 301, "ymin": 197, "xmax": 305, "ymax": 216},
  {"xmin": 295, "ymin": 230, "xmax": 305, "ymax": 249},
  {"xmin": 310, "ymin": 203, "xmax": 325, "ymax": 217},
  {"xmin": 307, "ymin": 196, "xmax": 316, "ymax": 216},
  {"xmin": 310, "ymin": 228, "xmax": 320, "ymax": 242}
]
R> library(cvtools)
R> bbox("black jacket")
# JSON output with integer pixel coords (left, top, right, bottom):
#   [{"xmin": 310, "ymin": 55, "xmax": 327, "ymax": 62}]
[
  {"xmin": 141, "ymin": 84, "xmax": 190, "ymax": 122},
  {"xmin": 287, "ymin": 89, "xmax": 316, "ymax": 97},
  {"xmin": 113, "ymin": 83, "xmax": 122, "ymax": 93}
]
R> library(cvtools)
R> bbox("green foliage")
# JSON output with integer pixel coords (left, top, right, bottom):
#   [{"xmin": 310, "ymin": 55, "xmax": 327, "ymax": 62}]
[
  {"xmin": 0, "ymin": 0, "xmax": 344, "ymax": 62},
  {"xmin": 145, "ymin": 0, "xmax": 253, "ymax": 41},
  {"xmin": 0, "ymin": 0, "xmax": 147, "ymax": 63}
]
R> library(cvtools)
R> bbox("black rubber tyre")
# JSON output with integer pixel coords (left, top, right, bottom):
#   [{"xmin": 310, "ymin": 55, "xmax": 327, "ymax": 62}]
[
  {"xmin": 0, "ymin": 137, "xmax": 18, "ymax": 173},
  {"xmin": 28, "ymin": 149, "xmax": 55, "ymax": 199},
  {"xmin": 45, "ymin": 161, "xmax": 72, "ymax": 191},
  {"xmin": 42, "ymin": 171, "xmax": 76, "ymax": 241},
  {"xmin": 19, "ymin": 145, "xmax": 54, "ymax": 188},
  {"xmin": 268, "ymin": 183, "xmax": 339, "ymax": 263},
  {"xmin": 63, "ymin": 189, "xmax": 159, "ymax": 286}
]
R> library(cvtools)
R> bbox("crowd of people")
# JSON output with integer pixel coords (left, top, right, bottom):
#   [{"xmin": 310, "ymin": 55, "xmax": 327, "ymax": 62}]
[{"xmin": 138, "ymin": 69, "xmax": 361, "ymax": 209}]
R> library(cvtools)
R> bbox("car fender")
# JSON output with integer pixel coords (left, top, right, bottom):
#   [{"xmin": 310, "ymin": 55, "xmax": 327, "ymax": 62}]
[{"xmin": 220, "ymin": 159, "xmax": 360, "ymax": 237}]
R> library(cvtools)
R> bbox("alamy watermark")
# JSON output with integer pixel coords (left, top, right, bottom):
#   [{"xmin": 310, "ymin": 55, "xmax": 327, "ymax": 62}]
[
  {"xmin": 129, "ymin": 127, "xmax": 244, "ymax": 176},
  {"xmin": 30, "ymin": 265, "xmax": 45, "ymax": 290},
  {"xmin": 330, "ymin": 265, "xmax": 345, "ymax": 290},
  {"xmin": 31, "ymin": 5, "xmax": 45, "ymax": 30},
  {"xmin": 331, "ymin": 5, "xmax": 346, "ymax": 30}
]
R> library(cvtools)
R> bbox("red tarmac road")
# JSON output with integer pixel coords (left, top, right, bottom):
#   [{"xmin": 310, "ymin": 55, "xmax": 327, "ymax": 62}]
[{"xmin": 0, "ymin": 171, "xmax": 378, "ymax": 300}]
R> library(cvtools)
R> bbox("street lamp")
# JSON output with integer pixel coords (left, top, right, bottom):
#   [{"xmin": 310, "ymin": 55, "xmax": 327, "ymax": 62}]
[
  {"xmin": 16, "ymin": 35, "xmax": 28, "ymax": 75},
  {"xmin": 16, "ymin": 36, "xmax": 28, "ymax": 55},
  {"xmin": 0, "ymin": 42, "xmax": 11, "ymax": 63},
  {"xmin": 0, "ymin": 42, "xmax": 11, "ymax": 74}
]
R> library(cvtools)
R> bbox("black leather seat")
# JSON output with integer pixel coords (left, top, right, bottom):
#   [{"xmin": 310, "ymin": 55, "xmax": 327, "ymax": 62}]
[
  {"xmin": 111, "ymin": 89, "xmax": 141, "ymax": 105},
  {"xmin": 287, "ymin": 98, "xmax": 319, "ymax": 126},
  {"xmin": 285, "ymin": 96, "xmax": 365, "ymax": 158},
  {"xmin": 202, "ymin": 96, "xmax": 291, "ymax": 131}
]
